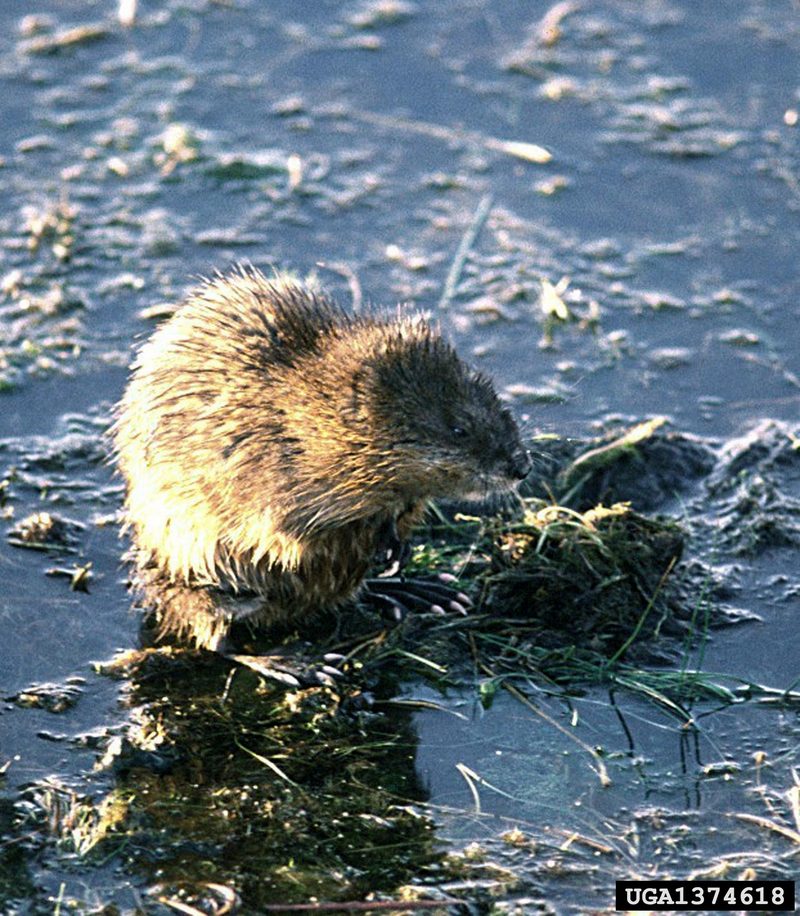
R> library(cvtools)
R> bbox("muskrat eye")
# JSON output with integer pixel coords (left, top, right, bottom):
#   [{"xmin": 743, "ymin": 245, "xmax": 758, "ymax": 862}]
[{"xmin": 451, "ymin": 425, "xmax": 468, "ymax": 439}]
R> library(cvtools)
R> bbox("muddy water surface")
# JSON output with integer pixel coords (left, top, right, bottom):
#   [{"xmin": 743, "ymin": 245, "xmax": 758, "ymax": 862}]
[{"xmin": 1, "ymin": 0, "xmax": 799, "ymax": 911}]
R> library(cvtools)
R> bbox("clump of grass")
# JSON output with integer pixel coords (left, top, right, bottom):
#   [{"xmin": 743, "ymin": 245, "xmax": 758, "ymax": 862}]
[{"xmin": 482, "ymin": 499, "xmax": 684, "ymax": 657}]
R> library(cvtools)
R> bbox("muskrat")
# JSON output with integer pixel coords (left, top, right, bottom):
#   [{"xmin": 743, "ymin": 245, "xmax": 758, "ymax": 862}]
[{"xmin": 113, "ymin": 267, "xmax": 531, "ymax": 649}]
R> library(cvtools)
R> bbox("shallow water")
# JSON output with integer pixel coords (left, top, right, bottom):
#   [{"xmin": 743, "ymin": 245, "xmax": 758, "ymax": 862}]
[{"xmin": 1, "ymin": 0, "xmax": 799, "ymax": 911}]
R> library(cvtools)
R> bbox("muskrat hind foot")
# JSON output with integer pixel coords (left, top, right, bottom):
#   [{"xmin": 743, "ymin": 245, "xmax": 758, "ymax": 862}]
[
  {"xmin": 229, "ymin": 651, "xmax": 347, "ymax": 688},
  {"xmin": 364, "ymin": 574, "xmax": 472, "ymax": 621}
]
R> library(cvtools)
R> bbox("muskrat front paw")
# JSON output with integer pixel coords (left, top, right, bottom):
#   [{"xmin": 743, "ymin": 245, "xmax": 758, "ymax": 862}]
[{"xmin": 372, "ymin": 518, "xmax": 412, "ymax": 579}]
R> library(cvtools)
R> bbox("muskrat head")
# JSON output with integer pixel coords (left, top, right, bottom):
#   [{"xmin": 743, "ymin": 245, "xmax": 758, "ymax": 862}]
[{"xmin": 367, "ymin": 329, "xmax": 532, "ymax": 503}]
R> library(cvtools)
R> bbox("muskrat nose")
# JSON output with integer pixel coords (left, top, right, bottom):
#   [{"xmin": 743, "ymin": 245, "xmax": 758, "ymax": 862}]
[{"xmin": 508, "ymin": 449, "xmax": 533, "ymax": 481}]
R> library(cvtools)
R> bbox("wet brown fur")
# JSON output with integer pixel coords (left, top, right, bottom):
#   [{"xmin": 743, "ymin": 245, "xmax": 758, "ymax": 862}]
[{"xmin": 113, "ymin": 267, "xmax": 528, "ymax": 649}]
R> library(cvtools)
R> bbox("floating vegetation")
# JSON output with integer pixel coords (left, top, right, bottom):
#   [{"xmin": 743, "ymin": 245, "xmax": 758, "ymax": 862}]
[
  {"xmin": 347, "ymin": 0, "xmax": 419, "ymax": 30},
  {"xmin": 603, "ymin": 96, "xmax": 745, "ymax": 158},
  {"xmin": 559, "ymin": 416, "xmax": 668, "ymax": 490},
  {"xmin": 45, "ymin": 560, "xmax": 93, "ymax": 591},
  {"xmin": 501, "ymin": 0, "xmax": 577, "ymax": 71},
  {"xmin": 22, "ymin": 199, "xmax": 76, "ymax": 262},
  {"xmin": 327, "ymin": 107, "xmax": 551, "ymax": 167},
  {"xmin": 118, "ymin": 0, "xmax": 136, "ymax": 28},
  {"xmin": 553, "ymin": 420, "xmax": 717, "ymax": 511},
  {"xmin": 437, "ymin": 194, "xmax": 493, "ymax": 311},
  {"xmin": 205, "ymin": 150, "xmax": 290, "ymax": 181},
  {"xmin": 16, "ymin": 781, "xmax": 129, "ymax": 858},
  {"xmin": 0, "ymin": 202, "xmax": 89, "ymax": 387},
  {"xmin": 8, "ymin": 679, "xmax": 84, "ymax": 713},
  {"xmin": 18, "ymin": 23, "xmax": 109, "ymax": 56},
  {"xmin": 154, "ymin": 124, "xmax": 200, "ymax": 176},
  {"xmin": 6, "ymin": 511, "xmax": 83, "ymax": 551}
]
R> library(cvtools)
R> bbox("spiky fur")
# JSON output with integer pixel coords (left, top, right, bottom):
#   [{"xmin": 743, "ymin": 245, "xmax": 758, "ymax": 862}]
[{"xmin": 113, "ymin": 267, "xmax": 527, "ymax": 648}]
